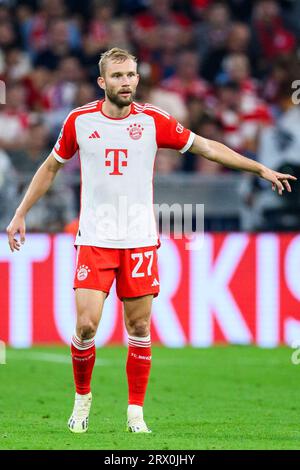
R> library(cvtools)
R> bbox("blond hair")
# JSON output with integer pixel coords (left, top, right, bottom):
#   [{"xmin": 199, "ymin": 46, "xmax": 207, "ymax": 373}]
[{"xmin": 99, "ymin": 48, "xmax": 137, "ymax": 76}]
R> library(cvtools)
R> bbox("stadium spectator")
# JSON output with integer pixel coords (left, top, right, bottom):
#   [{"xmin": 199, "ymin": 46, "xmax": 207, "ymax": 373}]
[
  {"xmin": 191, "ymin": 0, "xmax": 213, "ymax": 19},
  {"xmin": 252, "ymin": 0, "xmax": 296, "ymax": 61},
  {"xmin": 0, "ymin": 23, "xmax": 18, "ymax": 54},
  {"xmin": 262, "ymin": 54, "xmax": 296, "ymax": 108},
  {"xmin": 131, "ymin": 0, "xmax": 192, "ymax": 61},
  {"xmin": 186, "ymin": 96, "xmax": 207, "ymax": 134},
  {"xmin": 22, "ymin": 66, "xmax": 52, "ymax": 112},
  {"xmin": 6, "ymin": 118, "xmax": 78, "ymax": 231},
  {"xmin": 240, "ymin": 78, "xmax": 300, "ymax": 231},
  {"xmin": 73, "ymin": 81, "xmax": 99, "ymax": 108},
  {"xmin": 0, "ymin": 4, "xmax": 12, "ymax": 23},
  {"xmin": 215, "ymin": 80, "xmax": 273, "ymax": 153},
  {"xmin": 194, "ymin": 2, "xmax": 231, "ymax": 61},
  {"xmin": 19, "ymin": 0, "xmax": 81, "ymax": 56},
  {"xmin": 4, "ymin": 47, "xmax": 32, "ymax": 81},
  {"xmin": 23, "ymin": 171, "xmax": 77, "ymax": 233},
  {"xmin": 7, "ymin": 121, "xmax": 51, "ymax": 177},
  {"xmin": 19, "ymin": 0, "xmax": 80, "ymax": 57},
  {"xmin": 215, "ymin": 53, "xmax": 273, "ymax": 153},
  {"xmin": 201, "ymin": 22, "xmax": 253, "ymax": 81},
  {"xmin": 217, "ymin": 53, "xmax": 258, "ymax": 95},
  {"xmin": 83, "ymin": 0, "xmax": 116, "ymax": 56},
  {"xmin": 82, "ymin": 0, "xmax": 130, "ymax": 80},
  {"xmin": 0, "ymin": 148, "xmax": 18, "ymax": 229},
  {"xmin": 136, "ymin": 75, "xmax": 189, "ymax": 125},
  {"xmin": 0, "ymin": 82, "xmax": 31, "ymax": 151},
  {"xmin": 161, "ymin": 50, "xmax": 209, "ymax": 103},
  {"xmin": 43, "ymin": 55, "xmax": 86, "ymax": 137},
  {"xmin": 34, "ymin": 18, "xmax": 82, "ymax": 70},
  {"xmin": 149, "ymin": 23, "xmax": 184, "ymax": 81}
]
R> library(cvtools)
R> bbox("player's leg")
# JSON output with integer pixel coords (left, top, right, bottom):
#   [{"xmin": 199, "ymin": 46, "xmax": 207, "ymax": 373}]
[
  {"xmin": 116, "ymin": 245, "xmax": 159, "ymax": 432},
  {"xmin": 123, "ymin": 294, "xmax": 153, "ymax": 433},
  {"xmin": 68, "ymin": 288, "xmax": 107, "ymax": 433},
  {"xmin": 69, "ymin": 245, "xmax": 118, "ymax": 432},
  {"xmin": 72, "ymin": 288, "xmax": 107, "ymax": 397}
]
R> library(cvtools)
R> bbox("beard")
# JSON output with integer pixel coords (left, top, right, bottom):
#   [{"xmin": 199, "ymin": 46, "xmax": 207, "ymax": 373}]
[{"xmin": 106, "ymin": 87, "xmax": 135, "ymax": 108}]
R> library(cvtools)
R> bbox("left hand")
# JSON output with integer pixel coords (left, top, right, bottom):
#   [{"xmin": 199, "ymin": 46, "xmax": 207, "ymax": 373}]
[{"xmin": 260, "ymin": 167, "xmax": 297, "ymax": 196}]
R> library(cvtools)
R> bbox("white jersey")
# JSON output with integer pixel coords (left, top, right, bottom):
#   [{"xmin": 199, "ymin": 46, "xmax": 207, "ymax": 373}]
[{"xmin": 52, "ymin": 99, "xmax": 195, "ymax": 248}]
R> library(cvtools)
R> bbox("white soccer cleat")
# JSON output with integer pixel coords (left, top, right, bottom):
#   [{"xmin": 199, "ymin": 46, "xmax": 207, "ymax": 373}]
[
  {"xmin": 127, "ymin": 404, "xmax": 152, "ymax": 433},
  {"xmin": 127, "ymin": 417, "xmax": 152, "ymax": 433},
  {"xmin": 68, "ymin": 392, "xmax": 92, "ymax": 433}
]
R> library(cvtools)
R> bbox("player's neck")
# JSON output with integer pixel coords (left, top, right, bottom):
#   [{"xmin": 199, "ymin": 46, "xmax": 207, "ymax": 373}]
[{"xmin": 102, "ymin": 99, "xmax": 131, "ymax": 119}]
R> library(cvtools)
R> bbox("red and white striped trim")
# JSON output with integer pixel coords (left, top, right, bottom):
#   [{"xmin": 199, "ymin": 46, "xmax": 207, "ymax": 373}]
[
  {"xmin": 128, "ymin": 335, "xmax": 151, "ymax": 348},
  {"xmin": 79, "ymin": 100, "xmax": 99, "ymax": 108},
  {"xmin": 133, "ymin": 102, "xmax": 170, "ymax": 119},
  {"xmin": 72, "ymin": 334, "xmax": 95, "ymax": 351},
  {"xmin": 67, "ymin": 103, "xmax": 99, "ymax": 119},
  {"xmin": 72, "ymin": 100, "xmax": 99, "ymax": 111},
  {"xmin": 52, "ymin": 148, "xmax": 72, "ymax": 164},
  {"xmin": 133, "ymin": 102, "xmax": 170, "ymax": 117},
  {"xmin": 134, "ymin": 102, "xmax": 169, "ymax": 114},
  {"xmin": 73, "ymin": 103, "xmax": 99, "ymax": 111},
  {"xmin": 134, "ymin": 105, "xmax": 170, "ymax": 120},
  {"xmin": 180, "ymin": 131, "xmax": 195, "ymax": 154}
]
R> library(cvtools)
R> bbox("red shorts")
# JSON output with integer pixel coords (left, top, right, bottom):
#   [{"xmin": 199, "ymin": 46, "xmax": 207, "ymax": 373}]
[{"xmin": 73, "ymin": 245, "xmax": 160, "ymax": 300}]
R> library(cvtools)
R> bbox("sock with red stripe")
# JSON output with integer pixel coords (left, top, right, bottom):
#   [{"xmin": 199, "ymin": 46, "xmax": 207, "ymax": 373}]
[
  {"xmin": 126, "ymin": 334, "xmax": 152, "ymax": 407},
  {"xmin": 71, "ymin": 333, "xmax": 95, "ymax": 395}
]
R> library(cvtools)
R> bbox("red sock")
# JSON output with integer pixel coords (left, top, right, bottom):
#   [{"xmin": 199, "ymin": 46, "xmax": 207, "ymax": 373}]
[
  {"xmin": 71, "ymin": 334, "xmax": 96, "ymax": 395},
  {"xmin": 126, "ymin": 335, "xmax": 152, "ymax": 407}
]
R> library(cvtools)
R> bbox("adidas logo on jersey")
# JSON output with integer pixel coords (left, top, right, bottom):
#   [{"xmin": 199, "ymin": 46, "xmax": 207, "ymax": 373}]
[
  {"xmin": 151, "ymin": 278, "xmax": 159, "ymax": 287},
  {"xmin": 89, "ymin": 131, "xmax": 100, "ymax": 139}
]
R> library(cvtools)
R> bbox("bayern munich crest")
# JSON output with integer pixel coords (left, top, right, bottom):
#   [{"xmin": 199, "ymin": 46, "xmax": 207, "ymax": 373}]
[
  {"xmin": 77, "ymin": 265, "xmax": 91, "ymax": 281},
  {"xmin": 127, "ymin": 123, "xmax": 144, "ymax": 140}
]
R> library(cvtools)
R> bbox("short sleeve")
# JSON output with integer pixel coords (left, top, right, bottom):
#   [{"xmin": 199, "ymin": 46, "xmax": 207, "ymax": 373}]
[
  {"xmin": 155, "ymin": 114, "xmax": 195, "ymax": 153},
  {"xmin": 52, "ymin": 112, "xmax": 79, "ymax": 163}
]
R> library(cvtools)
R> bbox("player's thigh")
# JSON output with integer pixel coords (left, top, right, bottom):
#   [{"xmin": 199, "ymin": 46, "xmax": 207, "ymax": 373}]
[
  {"xmin": 123, "ymin": 294, "xmax": 154, "ymax": 336},
  {"xmin": 75, "ymin": 288, "xmax": 107, "ymax": 336}
]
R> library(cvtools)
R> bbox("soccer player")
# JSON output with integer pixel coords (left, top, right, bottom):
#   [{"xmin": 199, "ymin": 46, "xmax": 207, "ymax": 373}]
[{"xmin": 6, "ymin": 48, "xmax": 296, "ymax": 434}]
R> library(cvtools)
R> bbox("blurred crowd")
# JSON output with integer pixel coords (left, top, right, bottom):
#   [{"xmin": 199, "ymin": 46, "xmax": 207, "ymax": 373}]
[{"xmin": 0, "ymin": 0, "xmax": 300, "ymax": 231}]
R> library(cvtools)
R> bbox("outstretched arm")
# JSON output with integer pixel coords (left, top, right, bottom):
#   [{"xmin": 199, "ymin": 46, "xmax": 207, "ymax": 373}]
[
  {"xmin": 189, "ymin": 135, "xmax": 297, "ymax": 194},
  {"xmin": 6, "ymin": 153, "xmax": 63, "ymax": 252}
]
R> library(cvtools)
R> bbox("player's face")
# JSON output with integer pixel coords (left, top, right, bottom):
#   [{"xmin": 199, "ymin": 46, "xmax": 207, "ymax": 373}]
[{"xmin": 99, "ymin": 59, "xmax": 139, "ymax": 108}]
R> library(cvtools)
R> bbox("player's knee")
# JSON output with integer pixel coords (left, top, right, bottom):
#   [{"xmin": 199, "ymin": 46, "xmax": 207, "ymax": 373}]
[
  {"xmin": 128, "ymin": 319, "xmax": 150, "ymax": 337},
  {"xmin": 76, "ymin": 319, "xmax": 97, "ymax": 339}
]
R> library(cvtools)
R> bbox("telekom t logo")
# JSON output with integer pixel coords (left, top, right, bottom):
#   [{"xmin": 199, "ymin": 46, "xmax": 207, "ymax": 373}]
[{"xmin": 105, "ymin": 148, "xmax": 128, "ymax": 175}]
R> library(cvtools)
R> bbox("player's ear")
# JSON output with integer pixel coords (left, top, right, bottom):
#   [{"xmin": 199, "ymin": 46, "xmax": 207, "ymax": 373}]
[
  {"xmin": 136, "ymin": 73, "xmax": 140, "ymax": 85},
  {"xmin": 97, "ymin": 76, "xmax": 105, "ymax": 91}
]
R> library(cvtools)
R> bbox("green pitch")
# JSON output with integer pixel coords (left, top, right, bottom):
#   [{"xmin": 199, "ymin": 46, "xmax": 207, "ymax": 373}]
[{"xmin": 0, "ymin": 345, "xmax": 299, "ymax": 450}]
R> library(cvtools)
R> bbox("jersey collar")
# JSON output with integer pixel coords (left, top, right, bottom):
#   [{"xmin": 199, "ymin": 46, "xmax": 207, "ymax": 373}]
[{"xmin": 98, "ymin": 99, "xmax": 133, "ymax": 120}]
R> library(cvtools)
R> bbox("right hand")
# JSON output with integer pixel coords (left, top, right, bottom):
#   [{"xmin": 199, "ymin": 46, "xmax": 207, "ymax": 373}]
[{"xmin": 6, "ymin": 213, "xmax": 26, "ymax": 252}]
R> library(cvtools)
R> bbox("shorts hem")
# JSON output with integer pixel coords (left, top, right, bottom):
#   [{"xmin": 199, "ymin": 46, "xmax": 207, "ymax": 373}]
[
  {"xmin": 73, "ymin": 285, "xmax": 110, "ymax": 295},
  {"xmin": 117, "ymin": 289, "xmax": 160, "ymax": 300}
]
